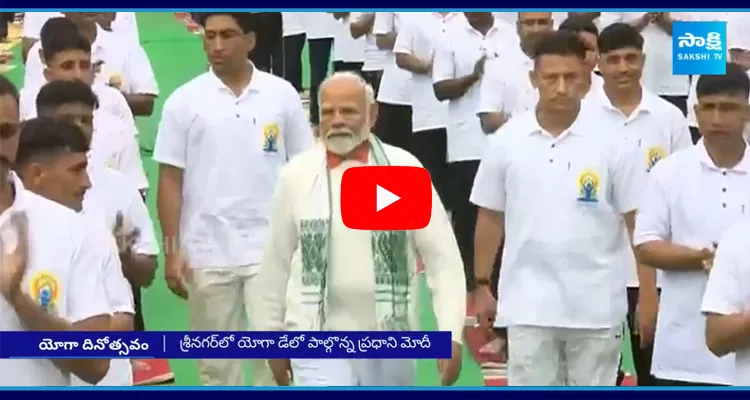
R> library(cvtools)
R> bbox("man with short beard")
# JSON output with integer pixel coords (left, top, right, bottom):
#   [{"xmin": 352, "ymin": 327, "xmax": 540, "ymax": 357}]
[{"xmin": 254, "ymin": 71, "xmax": 466, "ymax": 386}]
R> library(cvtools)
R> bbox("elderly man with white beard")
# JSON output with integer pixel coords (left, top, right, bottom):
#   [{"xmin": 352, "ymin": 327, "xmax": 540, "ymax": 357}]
[{"xmin": 253, "ymin": 72, "xmax": 466, "ymax": 387}]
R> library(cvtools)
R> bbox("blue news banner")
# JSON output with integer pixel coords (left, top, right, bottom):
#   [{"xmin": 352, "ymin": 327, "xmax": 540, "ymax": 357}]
[{"xmin": 0, "ymin": 331, "xmax": 450, "ymax": 359}]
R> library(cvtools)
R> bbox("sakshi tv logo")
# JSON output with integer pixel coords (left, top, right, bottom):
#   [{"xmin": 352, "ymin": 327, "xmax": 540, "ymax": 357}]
[{"xmin": 673, "ymin": 21, "xmax": 726, "ymax": 76}]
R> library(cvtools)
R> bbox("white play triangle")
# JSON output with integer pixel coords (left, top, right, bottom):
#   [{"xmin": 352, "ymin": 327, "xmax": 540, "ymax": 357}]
[{"xmin": 376, "ymin": 185, "xmax": 400, "ymax": 212}]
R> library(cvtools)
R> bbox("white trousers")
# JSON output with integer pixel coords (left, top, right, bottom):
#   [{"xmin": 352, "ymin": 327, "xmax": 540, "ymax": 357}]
[
  {"xmin": 187, "ymin": 265, "xmax": 275, "ymax": 386},
  {"xmin": 507, "ymin": 325, "xmax": 621, "ymax": 386},
  {"xmin": 291, "ymin": 359, "xmax": 416, "ymax": 386}
]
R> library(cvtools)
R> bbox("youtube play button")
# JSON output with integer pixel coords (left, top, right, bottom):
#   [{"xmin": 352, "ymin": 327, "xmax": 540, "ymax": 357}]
[
  {"xmin": 341, "ymin": 166, "xmax": 432, "ymax": 231},
  {"xmin": 376, "ymin": 185, "xmax": 400, "ymax": 212}
]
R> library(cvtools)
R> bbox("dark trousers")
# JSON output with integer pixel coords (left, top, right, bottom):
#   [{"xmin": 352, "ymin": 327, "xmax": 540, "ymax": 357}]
[
  {"xmin": 660, "ymin": 95, "xmax": 688, "ymax": 117},
  {"xmin": 133, "ymin": 285, "xmax": 145, "ymax": 331},
  {"xmin": 625, "ymin": 287, "xmax": 659, "ymax": 386},
  {"xmin": 362, "ymin": 69, "xmax": 383, "ymax": 98},
  {"xmin": 446, "ymin": 160, "xmax": 481, "ymax": 292},
  {"xmin": 248, "ymin": 12, "xmax": 283, "ymax": 74},
  {"xmin": 410, "ymin": 128, "xmax": 449, "ymax": 207},
  {"xmin": 0, "ymin": 12, "xmax": 13, "ymax": 40},
  {"xmin": 282, "ymin": 33, "xmax": 306, "ymax": 92},
  {"xmin": 333, "ymin": 61, "xmax": 364, "ymax": 74},
  {"xmin": 373, "ymin": 102, "xmax": 412, "ymax": 151},
  {"xmin": 308, "ymin": 37, "xmax": 333, "ymax": 124}
]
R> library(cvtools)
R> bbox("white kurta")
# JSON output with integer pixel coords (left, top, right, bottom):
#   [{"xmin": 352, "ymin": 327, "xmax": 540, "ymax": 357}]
[{"xmin": 253, "ymin": 140, "xmax": 466, "ymax": 385}]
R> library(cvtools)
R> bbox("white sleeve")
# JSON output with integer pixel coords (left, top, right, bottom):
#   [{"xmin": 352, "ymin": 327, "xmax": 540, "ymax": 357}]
[
  {"xmin": 470, "ymin": 134, "xmax": 509, "ymax": 212},
  {"xmin": 392, "ymin": 21, "xmax": 414, "ymax": 55},
  {"xmin": 116, "ymin": 125, "xmax": 149, "ymax": 190},
  {"xmin": 373, "ymin": 12, "xmax": 394, "ymax": 35},
  {"xmin": 598, "ymin": 12, "xmax": 624, "ymax": 29},
  {"xmin": 633, "ymin": 163, "xmax": 672, "ymax": 246},
  {"xmin": 124, "ymin": 45, "xmax": 159, "ymax": 96},
  {"xmin": 19, "ymin": 87, "xmax": 37, "ymax": 121},
  {"xmin": 702, "ymin": 224, "xmax": 748, "ymax": 316},
  {"xmin": 22, "ymin": 13, "xmax": 50, "ymax": 40},
  {"xmin": 124, "ymin": 183, "xmax": 159, "ymax": 256},
  {"xmin": 477, "ymin": 63, "xmax": 509, "ymax": 115},
  {"xmin": 115, "ymin": 12, "xmax": 140, "ymax": 46},
  {"xmin": 66, "ymin": 235, "xmax": 116, "ymax": 323},
  {"xmin": 431, "ymin": 38, "xmax": 455, "ymax": 84},
  {"xmin": 23, "ymin": 44, "xmax": 45, "ymax": 91},
  {"xmin": 282, "ymin": 87, "xmax": 314, "ymax": 160},
  {"xmin": 101, "ymin": 235, "xmax": 135, "ymax": 315},
  {"xmin": 153, "ymin": 93, "xmax": 188, "ymax": 169},
  {"xmin": 669, "ymin": 109, "xmax": 694, "ymax": 152},
  {"xmin": 610, "ymin": 141, "xmax": 645, "ymax": 214}
]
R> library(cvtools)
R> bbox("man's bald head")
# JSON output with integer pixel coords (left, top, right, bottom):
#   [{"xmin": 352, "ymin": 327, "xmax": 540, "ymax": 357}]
[{"xmin": 318, "ymin": 72, "xmax": 378, "ymax": 155}]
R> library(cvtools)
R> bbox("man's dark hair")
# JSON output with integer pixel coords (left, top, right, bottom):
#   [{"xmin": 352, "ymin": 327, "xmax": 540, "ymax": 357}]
[
  {"xmin": 40, "ymin": 17, "xmax": 79, "ymax": 48},
  {"xmin": 0, "ymin": 74, "xmax": 19, "ymax": 103},
  {"xmin": 36, "ymin": 80, "xmax": 99, "ymax": 115},
  {"xmin": 41, "ymin": 31, "xmax": 91, "ymax": 63},
  {"xmin": 598, "ymin": 23, "xmax": 644, "ymax": 54},
  {"xmin": 696, "ymin": 62, "xmax": 750, "ymax": 99},
  {"xmin": 15, "ymin": 117, "xmax": 90, "ymax": 168},
  {"xmin": 559, "ymin": 16, "xmax": 599, "ymax": 37},
  {"xmin": 198, "ymin": 12, "xmax": 255, "ymax": 34},
  {"xmin": 533, "ymin": 30, "xmax": 587, "ymax": 63}
]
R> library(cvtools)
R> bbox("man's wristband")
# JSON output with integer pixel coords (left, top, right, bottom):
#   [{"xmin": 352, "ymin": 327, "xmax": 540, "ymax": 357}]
[{"xmin": 475, "ymin": 277, "xmax": 491, "ymax": 287}]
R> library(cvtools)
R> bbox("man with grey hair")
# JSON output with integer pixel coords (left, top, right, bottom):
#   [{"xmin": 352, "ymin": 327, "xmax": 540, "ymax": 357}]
[{"xmin": 253, "ymin": 71, "xmax": 466, "ymax": 386}]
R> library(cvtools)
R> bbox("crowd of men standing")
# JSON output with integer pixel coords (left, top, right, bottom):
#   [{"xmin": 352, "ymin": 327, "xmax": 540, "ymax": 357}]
[{"xmin": 1, "ymin": 11, "xmax": 750, "ymax": 387}]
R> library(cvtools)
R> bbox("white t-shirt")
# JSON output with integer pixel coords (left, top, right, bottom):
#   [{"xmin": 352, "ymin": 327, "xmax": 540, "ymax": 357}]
[
  {"xmin": 25, "ymin": 25, "xmax": 159, "ymax": 96},
  {"xmin": 477, "ymin": 51, "xmax": 534, "ymax": 119},
  {"xmin": 351, "ymin": 13, "xmax": 389, "ymax": 72},
  {"xmin": 586, "ymin": 88, "xmax": 694, "ymax": 287},
  {"xmin": 601, "ymin": 12, "xmax": 691, "ymax": 96},
  {"xmin": 302, "ymin": 12, "xmax": 337, "ymax": 39},
  {"xmin": 633, "ymin": 141, "xmax": 750, "ymax": 385},
  {"xmin": 0, "ymin": 174, "xmax": 111, "ymax": 386},
  {"xmin": 393, "ymin": 12, "xmax": 461, "ymax": 132},
  {"xmin": 432, "ymin": 16, "xmax": 519, "ymax": 162},
  {"xmin": 22, "ymin": 12, "xmax": 139, "ymax": 45},
  {"xmin": 373, "ymin": 12, "xmax": 413, "ymax": 105},
  {"xmin": 470, "ymin": 109, "xmax": 642, "ymax": 329},
  {"xmin": 282, "ymin": 12, "xmax": 305, "ymax": 37},
  {"xmin": 333, "ymin": 15, "xmax": 365, "ymax": 63},
  {"xmin": 153, "ymin": 68, "xmax": 314, "ymax": 269},
  {"xmin": 701, "ymin": 217, "xmax": 750, "ymax": 386},
  {"xmin": 89, "ymin": 111, "xmax": 149, "ymax": 190},
  {"xmin": 83, "ymin": 165, "xmax": 159, "ymax": 257},
  {"xmin": 71, "ymin": 220, "xmax": 134, "ymax": 387}
]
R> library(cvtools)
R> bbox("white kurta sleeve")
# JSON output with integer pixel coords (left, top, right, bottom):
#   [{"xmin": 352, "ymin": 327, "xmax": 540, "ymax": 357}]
[{"xmin": 253, "ymin": 166, "xmax": 299, "ymax": 331}]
